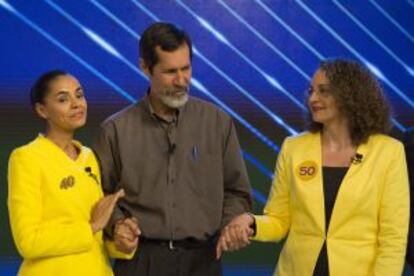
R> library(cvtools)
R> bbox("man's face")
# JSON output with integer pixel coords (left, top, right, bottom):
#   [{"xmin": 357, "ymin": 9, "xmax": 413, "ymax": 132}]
[{"xmin": 142, "ymin": 43, "xmax": 192, "ymax": 109}]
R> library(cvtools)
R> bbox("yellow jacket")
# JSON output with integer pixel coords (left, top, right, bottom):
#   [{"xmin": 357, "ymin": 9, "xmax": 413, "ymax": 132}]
[
  {"xmin": 8, "ymin": 135, "xmax": 132, "ymax": 276},
  {"xmin": 254, "ymin": 132, "xmax": 409, "ymax": 276}
]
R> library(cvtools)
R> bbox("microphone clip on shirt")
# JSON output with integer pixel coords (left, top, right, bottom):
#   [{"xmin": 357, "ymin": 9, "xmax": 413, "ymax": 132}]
[
  {"xmin": 85, "ymin": 167, "xmax": 99, "ymax": 185},
  {"xmin": 351, "ymin": 153, "xmax": 363, "ymax": 165}
]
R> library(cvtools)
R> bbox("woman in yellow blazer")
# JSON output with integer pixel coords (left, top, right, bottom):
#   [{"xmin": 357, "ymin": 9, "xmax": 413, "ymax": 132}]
[
  {"xmin": 8, "ymin": 70, "xmax": 137, "ymax": 276},
  {"xmin": 217, "ymin": 59, "xmax": 409, "ymax": 275}
]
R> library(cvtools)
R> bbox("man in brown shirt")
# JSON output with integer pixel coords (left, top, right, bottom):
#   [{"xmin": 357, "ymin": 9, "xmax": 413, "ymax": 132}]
[{"xmin": 93, "ymin": 22, "xmax": 252, "ymax": 276}]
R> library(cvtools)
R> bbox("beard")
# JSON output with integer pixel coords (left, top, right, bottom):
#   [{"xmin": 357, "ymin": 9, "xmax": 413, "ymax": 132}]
[{"xmin": 159, "ymin": 86, "xmax": 189, "ymax": 109}]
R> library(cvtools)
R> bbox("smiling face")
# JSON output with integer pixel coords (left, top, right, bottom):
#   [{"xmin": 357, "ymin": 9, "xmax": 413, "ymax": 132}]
[
  {"xmin": 141, "ymin": 43, "xmax": 192, "ymax": 110},
  {"xmin": 307, "ymin": 69, "xmax": 342, "ymax": 126},
  {"xmin": 35, "ymin": 75, "xmax": 87, "ymax": 132}
]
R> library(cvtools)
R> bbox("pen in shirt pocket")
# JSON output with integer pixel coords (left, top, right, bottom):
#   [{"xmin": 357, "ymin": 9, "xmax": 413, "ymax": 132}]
[{"xmin": 192, "ymin": 146, "xmax": 198, "ymax": 161}]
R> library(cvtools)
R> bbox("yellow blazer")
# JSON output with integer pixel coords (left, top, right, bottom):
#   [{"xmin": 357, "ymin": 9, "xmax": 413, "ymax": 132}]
[
  {"xmin": 254, "ymin": 132, "xmax": 409, "ymax": 276},
  {"xmin": 8, "ymin": 135, "xmax": 132, "ymax": 276}
]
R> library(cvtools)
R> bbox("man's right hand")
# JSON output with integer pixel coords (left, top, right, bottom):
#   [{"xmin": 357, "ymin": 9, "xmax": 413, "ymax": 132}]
[
  {"xmin": 114, "ymin": 217, "xmax": 141, "ymax": 254},
  {"xmin": 216, "ymin": 213, "xmax": 255, "ymax": 259}
]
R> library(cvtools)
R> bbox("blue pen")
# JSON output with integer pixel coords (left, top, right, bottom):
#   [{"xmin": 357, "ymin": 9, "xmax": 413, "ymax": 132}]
[{"xmin": 192, "ymin": 146, "xmax": 198, "ymax": 161}]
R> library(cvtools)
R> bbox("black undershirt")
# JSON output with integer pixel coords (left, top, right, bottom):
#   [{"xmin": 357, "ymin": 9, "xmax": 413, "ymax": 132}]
[{"xmin": 313, "ymin": 166, "xmax": 348, "ymax": 276}]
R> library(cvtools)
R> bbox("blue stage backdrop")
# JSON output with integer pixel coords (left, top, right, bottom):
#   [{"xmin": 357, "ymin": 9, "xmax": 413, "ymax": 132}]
[{"xmin": 1, "ymin": 0, "xmax": 414, "ymax": 272}]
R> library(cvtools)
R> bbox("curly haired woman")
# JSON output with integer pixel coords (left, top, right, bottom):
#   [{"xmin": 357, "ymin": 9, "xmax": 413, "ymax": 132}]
[{"xmin": 218, "ymin": 59, "xmax": 409, "ymax": 276}]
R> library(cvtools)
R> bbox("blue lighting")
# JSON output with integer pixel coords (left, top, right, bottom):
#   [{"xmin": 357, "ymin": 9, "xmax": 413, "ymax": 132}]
[
  {"xmin": 333, "ymin": 0, "xmax": 414, "ymax": 77},
  {"xmin": 296, "ymin": 0, "xmax": 414, "ymax": 112}
]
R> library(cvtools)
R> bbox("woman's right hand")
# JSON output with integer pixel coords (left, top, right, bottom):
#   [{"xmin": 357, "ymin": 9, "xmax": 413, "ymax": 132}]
[{"xmin": 90, "ymin": 189, "xmax": 125, "ymax": 234}]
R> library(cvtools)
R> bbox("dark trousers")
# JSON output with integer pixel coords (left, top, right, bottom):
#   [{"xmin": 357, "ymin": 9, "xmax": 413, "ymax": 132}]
[{"xmin": 114, "ymin": 238, "xmax": 222, "ymax": 276}]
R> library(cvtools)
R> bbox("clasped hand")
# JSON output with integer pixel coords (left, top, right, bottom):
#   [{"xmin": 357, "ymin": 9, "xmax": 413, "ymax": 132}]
[
  {"xmin": 113, "ymin": 217, "xmax": 141, "ymax": 254},
  {"xmin": 89, "ymin": 189, "xmax": 140, "ymax": 254},
  {"xmin": 216, "ymin": 213, "xmax": 255, "ymax": 259}
]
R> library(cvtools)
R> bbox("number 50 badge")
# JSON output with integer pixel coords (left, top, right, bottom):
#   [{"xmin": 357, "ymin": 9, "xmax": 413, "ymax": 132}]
[{"xmin": 296, "ymin": 160, "xmax": 318, "ymax": 181}]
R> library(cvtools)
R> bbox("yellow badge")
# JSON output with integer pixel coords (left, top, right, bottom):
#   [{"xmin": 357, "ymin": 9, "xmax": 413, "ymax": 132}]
[{"xmin": 296, "ymin": 160, "xmax": 318, "ymax": 181}]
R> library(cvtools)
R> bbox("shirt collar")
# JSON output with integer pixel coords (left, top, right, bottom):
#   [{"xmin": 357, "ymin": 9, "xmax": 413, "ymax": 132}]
[{"xmin": 144, "ymin": 89, "xmax": 183, "ymax": 125}]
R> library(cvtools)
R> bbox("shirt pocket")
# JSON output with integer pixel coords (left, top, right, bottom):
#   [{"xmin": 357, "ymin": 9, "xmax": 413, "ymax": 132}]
[{"xmin": 187, "ymin": 147, "xmax": 222, "ymax": 196}]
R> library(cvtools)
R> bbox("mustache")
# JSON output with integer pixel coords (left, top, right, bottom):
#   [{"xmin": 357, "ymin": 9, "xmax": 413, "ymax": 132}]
[{"xmin": 165, "ymin": 86, "xmax": 189, "ymax": 95}]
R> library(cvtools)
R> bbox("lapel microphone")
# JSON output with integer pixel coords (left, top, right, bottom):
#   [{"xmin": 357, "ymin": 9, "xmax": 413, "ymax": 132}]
[
  {"xmin": 85, "ymin": 167, "xmax": 99, "ymax": 185},
  {"xmin": 351, "ymin": 153, "xmax": 363, "ymax": 165}
]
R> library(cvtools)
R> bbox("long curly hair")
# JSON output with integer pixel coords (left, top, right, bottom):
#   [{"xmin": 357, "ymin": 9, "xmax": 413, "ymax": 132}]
[{"xmin": 308, "ymin": 59, "xmax": 391, "ymax": 146}]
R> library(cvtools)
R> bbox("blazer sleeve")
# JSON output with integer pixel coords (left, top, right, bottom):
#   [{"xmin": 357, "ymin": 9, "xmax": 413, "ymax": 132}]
[
  {"xmin": 104, "ymin": 240, "xmax": 136, "ymax": 259},
  {"xmin": 374, "ymin": 142, "xmax": 410, "ymax": 275},
  {"xmin": 253, "ymin": 138, "xmax": 291, "ymax": 242},
  {"xmin": 8, "ymin": 149, "xmax": 94, "ymax": 259}
]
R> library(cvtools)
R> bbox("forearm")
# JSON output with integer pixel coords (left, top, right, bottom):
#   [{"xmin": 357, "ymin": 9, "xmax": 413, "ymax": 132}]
[
  {"xmin": 222, "ymin": 193, "xmax": 252, "ymax": 227},
  {"xmin": 221, "ymin": 118, "xmax": 253, "ymax": 226},
  {"xmin": 104, "ymin": 206, "xmax": 126, "ymax": 238},
  {"xmin": 12, "ymin": 220, "xmax": 94, "ymax": 259},
  {"xmin": 252, "ymin": 214, "xmax": 288, "ymax": 242}
]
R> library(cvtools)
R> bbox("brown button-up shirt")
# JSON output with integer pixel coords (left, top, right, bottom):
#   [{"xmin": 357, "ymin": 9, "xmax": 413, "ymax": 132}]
[{"xmin": 93, "ymin": 95, "xmax": 252, "ymax": 241}]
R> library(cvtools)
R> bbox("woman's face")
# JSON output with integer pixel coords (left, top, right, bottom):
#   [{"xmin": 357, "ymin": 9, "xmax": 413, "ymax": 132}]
[
  {"xmin": 308, "ymin": 69, "xmax": 342, "ymax": 126},
  {"xmin": 36, "ymin": 75, "xmax": 87, "ymax": 132}
]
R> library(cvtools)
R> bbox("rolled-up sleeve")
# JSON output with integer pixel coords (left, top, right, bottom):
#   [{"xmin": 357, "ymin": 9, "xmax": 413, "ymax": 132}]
[{"xmin": 221, "ymin": 117, "xmax": 253, "ymax": 226}]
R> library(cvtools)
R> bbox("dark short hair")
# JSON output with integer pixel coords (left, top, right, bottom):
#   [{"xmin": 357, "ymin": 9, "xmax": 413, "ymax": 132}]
[
  {"xmin": 30, "ymin": 70, "xmax": 68, "ymax": 108},
  {"xmin": 307, "ymin": 59, "xmax": 391, "ymax": 146},
  {"xmin": 139, "ymin": 22, "xmax": 192, "ymax": 72}
]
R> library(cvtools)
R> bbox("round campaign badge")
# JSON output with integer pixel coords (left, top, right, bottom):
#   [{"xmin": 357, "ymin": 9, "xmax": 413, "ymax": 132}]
[{"xmin": 296, "ymin": 160, "xmax": 318, "ymax": 181}]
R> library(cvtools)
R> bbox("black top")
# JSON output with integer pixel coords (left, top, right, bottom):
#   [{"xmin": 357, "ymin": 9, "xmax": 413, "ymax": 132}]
[{"xmin": 313, "ymin": 166, "xmax": 348, "ymax": 276}]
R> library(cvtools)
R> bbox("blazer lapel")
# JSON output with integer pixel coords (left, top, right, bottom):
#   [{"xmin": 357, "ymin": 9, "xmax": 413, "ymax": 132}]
[{"xmin": 294, "ymin": 132, "xmax": 326, "ymax": 235}]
